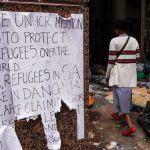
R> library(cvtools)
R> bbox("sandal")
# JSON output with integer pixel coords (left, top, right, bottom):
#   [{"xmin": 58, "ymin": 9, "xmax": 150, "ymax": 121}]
[
  {"xmin": 121, "ymin": 127, "xmax": 137, "ymax": 136},
  {"xmin": 111, "ymin": 112, "xmax": 120, "ymax": 121}
]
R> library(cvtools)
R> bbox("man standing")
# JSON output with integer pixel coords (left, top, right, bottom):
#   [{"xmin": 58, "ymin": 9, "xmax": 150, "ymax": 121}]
[{"xmin": 106, "ymin": 19, "xmax": 140, "ymax": 136}]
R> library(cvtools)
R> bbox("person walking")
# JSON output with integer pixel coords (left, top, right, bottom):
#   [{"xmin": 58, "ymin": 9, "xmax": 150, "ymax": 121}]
[{"xmin": 105, "ymin": 19, "xmax": 140, "ymax": 136}]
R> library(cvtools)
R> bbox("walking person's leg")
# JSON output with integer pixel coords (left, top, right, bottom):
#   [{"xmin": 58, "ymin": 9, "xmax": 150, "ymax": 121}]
[
  {"xmin": 114, "ymin": 87, "xmax": 137, "ymax": 136},
  {"xmin": 111, "ymin": 87, "xmax": 120, "ymax": 121},
  {"xmin": 121, "ymin": 114, "xmax": 136, "ymax": 136}
]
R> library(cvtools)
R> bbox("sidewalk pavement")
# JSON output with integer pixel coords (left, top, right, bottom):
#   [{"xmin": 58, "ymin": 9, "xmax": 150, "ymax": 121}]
[{"xmin": 87, "ymin": 77, "xmax": 150, "ymax": 150}]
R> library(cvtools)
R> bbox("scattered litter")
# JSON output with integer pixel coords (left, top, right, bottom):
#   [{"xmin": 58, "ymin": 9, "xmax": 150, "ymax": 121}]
[
  {"xmin": 88, "ymin": 73, "xmax": 149, "ymax": 150},
  {"xmin": 146, "ymin": 82, "xmax": 150, "ymax": 94},
  {"xmin": 137, "ymin": 92, "xmax": 141, "ymax": 95},
  {"xmin": 105, "ymin": 141, "xmax": 138, "ymax": 150},
  {"xmin": 88, "ymin": 95, "xmax": 94, "ymax": 108},
  {"xmin": 137, "ymin": 63, "xmax": 144, "ymax": 71},
  {"xmin": 88, "ymin": 131, "xmax": 95, "ymax": 139},
  {"xmin": 93, "ymin": 105, "xmax": 98, "ymax": 108},
  {"xmin": 92, "ymin": 142, "xmax": 100, "ymax": 146},
  {"xmin": 138, "ymin": 101, "xmax": 150, "ymax": 137},
  {"xmin": 137, "ymin": 81, "xmax": 146, "ymax": 87},
  {"xmin": 104, "ymin": 87, "xmax": 110, "ymax": 91},
  {"xmin": 116, "ymin": 143, "xmax": 138, "ymax": 150},
  {"xmin": 97, "ymin": 91, "xmax": 105, "ymax": 95},
  {"xmin": 131, "ymin": 104, "xmax": 144, "ymax": 113},
  {"xmin": 146, "ymin": 82, "xmax": 150, "ymax": 89},
  {"xmin": 108, "ymin": 100, "xmax": 113, "ymax": 104},
  {"xmin": 137, "ymin": 92, "xmax": 145, "ymax": 97},
  {"xmin": 89, "ymin": 83, "xmax": 105, "ymax": 95},
  {"xmin": 105, "ymin": 141, "xmax": 117, "ymax": 149}
]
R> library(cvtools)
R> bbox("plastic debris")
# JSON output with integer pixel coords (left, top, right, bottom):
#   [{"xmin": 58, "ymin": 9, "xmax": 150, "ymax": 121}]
[
  {"xmin": 137, "ymin": 63, "xmax": 144, "ymax": 71},
  {"xmin": 88, "ymin": 95, "xmax": 94, "ymax": 108},
  {"xmin": 138, "ymin": 101, "xmax": 150, "ymax": 137},
  {"xmin": 92, "ymin": 142, "xmax": 100, "ymax": 146},
  {"xmin": 106, "ymin": 141, "xmax": 118, "ymax": 149}
]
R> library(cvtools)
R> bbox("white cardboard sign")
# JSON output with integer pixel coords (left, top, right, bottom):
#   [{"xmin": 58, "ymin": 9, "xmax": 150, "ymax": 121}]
[{"xmin": 0, "ymin": 11, "xmax": 84, "ymax": 149}]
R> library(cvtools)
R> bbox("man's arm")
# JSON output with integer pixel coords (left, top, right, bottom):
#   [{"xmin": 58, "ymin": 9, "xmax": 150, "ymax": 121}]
[{"xmin": 105, "ymin": 39, "xmax": 117, "ymax": 83}]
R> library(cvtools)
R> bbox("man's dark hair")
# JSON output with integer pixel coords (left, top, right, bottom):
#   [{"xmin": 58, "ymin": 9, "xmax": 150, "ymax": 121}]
[{"xmin": 114, "ymin": 19, "xmax": 129, "ymax": 31}]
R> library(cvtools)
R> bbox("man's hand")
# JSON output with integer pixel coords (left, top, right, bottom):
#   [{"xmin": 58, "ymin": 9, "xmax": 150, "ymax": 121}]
[{"xmin": 106, "ymin": 78, "xmax": 109, "ymax": 84}]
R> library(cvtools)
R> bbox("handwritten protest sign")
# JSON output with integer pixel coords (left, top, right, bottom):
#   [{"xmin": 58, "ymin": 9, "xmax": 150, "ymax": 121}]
[
  {"xmin": 0, "ymin": 11, "xmax": 83, "ymax": 149},
  {"xmin": 0, "ymin": 125, "xmax": 23, "ymax": 150}
]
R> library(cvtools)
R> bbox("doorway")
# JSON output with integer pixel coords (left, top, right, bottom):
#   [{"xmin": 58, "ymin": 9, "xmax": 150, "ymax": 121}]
[{"xmin": 89, "ymin": 0, "xmax": 141, "ymax": 67}]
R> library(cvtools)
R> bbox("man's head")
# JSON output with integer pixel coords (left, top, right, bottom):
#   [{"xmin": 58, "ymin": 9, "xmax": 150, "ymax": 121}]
[{"xmin": 113, "ymin": 19, "xmax": 129, "ymax": 35}]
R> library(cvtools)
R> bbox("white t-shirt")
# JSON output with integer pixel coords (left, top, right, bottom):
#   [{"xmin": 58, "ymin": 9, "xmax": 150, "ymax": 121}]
[{"xmin": 106, "ymin": 35, "xmax": 140, "ymax": 87}]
